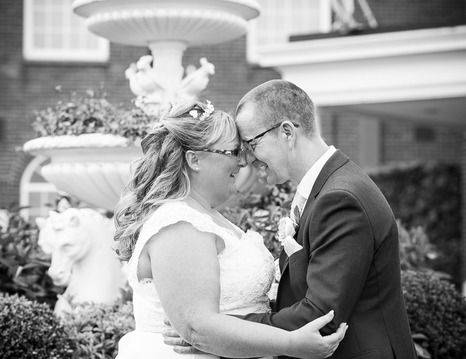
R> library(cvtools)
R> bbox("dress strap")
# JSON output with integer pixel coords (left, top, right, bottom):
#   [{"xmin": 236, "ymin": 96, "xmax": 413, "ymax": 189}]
[{"xmin": 127, "ymin": 200, "xmax": 234, "ymax": 285}]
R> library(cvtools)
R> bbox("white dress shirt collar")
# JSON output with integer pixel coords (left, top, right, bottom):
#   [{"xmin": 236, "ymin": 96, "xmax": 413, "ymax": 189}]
[{"xmin": 296, "ymin": 146, "xmax": 337, "ymax": 200}]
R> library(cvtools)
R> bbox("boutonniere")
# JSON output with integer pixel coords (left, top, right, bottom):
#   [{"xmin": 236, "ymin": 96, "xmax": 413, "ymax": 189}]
[{"xmin": 277, "ymin": 217, "xmax": 303, "ymax": 257}]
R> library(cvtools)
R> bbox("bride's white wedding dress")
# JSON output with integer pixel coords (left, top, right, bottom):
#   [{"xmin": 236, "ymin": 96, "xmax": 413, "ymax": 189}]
[{"xmin": 116, "ymin": 199, "xmax": 276, "ymax": 359}]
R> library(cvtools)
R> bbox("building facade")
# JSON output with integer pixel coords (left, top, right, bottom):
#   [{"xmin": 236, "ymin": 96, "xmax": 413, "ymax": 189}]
[{"xmin": 247, "ymin": 0, "xmax": 466, "ymax": 290}]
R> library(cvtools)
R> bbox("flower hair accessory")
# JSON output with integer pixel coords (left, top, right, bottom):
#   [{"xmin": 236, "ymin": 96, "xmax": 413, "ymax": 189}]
[{"xmin": 189, "ymin": 100, "xmax": 214, "ymax": 121}]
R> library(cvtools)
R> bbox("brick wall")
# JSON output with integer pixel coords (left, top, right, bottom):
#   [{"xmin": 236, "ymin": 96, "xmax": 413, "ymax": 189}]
[
  {"xmin": 0, "ymin": 1, "xmax": 279, "ymax": 208},
  {"xmin": 356, "ymin": 0, "xmax": 466, "ymax": 27},
  {"xmin": 319, "ymin": 110, "xmax": 361, "ymax": 163},
  {"xmin": 381, "ymin": 120, "xmax": 462, "ymax": 164},
  {"xmin": 319, "ymin": 109, "xmax": 462, "ymax": 166}
]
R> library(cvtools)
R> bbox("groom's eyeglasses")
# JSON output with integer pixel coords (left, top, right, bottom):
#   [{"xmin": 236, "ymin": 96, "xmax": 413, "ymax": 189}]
[{"xmin": 244, "ymin": 122, "xmax": 300, "ymax": 151}]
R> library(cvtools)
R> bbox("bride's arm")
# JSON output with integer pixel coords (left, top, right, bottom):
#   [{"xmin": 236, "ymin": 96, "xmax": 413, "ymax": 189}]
[{"xmin": 147, "ymin": 222, "xmax": 345, "ymax": 358}]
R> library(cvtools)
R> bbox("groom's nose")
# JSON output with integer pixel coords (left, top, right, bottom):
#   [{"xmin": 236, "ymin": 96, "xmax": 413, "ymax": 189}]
[{"xmin": 238, "ymin": 150, "xmax": 248, "ymax": 167}]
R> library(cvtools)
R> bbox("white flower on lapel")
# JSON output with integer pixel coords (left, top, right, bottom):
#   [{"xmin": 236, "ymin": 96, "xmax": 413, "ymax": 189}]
[
  {"xmin": 277, "ymin": 217, "xmax": 303, "ymax": 257},
  {"xmin": 278, "ymin": 217, "xmax": 296, "ymax": 239}
]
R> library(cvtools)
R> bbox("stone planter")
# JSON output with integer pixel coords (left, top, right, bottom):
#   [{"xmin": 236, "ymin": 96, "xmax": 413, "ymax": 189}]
[{"xmin": 23, "ymin": 134, "xmax": 142, "ymax": 211}]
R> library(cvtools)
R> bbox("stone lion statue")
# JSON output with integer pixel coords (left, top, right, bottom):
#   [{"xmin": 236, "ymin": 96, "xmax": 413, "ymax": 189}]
[{"xmin": 36, "ymin": 208, "xmax": 127, "ymax": 316}]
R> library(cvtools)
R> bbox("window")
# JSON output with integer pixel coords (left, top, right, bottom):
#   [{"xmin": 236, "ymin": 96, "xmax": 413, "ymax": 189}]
[
  {"xmin": 20, "ymin": 156, "xmax": 59, "ymax": 220},
  {"xmin": 247, "ymin": 0, "xmax": 332, "ymax": 62},
  {"xmin": 249, "ymin": 0, "xmax": 332, "ymax": 47},
  {"xmin": 23, "ymin": 0, "xmax": 109, "ymax": 62},
  {"xmin": 415, "ymin": 126, "xmax": 436, "ymax": 143}
]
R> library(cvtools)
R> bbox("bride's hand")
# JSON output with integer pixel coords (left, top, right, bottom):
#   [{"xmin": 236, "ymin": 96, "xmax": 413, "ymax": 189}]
[{"xmin": 287, "ymin": 310, "xmax": 348, "ymax": 359}]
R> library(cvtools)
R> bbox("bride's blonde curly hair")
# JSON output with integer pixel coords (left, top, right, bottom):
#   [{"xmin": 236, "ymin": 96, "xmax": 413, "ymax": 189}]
[{"xmin": 114, "ymin": 101, "xmax": 238, "ymax": 261}]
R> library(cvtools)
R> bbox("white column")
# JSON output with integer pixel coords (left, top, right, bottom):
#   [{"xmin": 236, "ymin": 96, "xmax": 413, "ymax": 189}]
[
  {"xmin": 462, "ymin": 131, "xmax": 466, "ymax": 297},
  {"xmin": 358, "ymin": 116, "xmax": 381, "ymax": 169}
]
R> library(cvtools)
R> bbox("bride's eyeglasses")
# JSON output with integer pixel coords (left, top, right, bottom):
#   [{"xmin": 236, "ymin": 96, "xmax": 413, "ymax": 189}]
[
  {"xmin": 244, "ymin": 122, "xmax": 300, "ymax": 152},
  {"xmin": 199, "ymin": 148, "xmax": 241, "ymax": 157}
]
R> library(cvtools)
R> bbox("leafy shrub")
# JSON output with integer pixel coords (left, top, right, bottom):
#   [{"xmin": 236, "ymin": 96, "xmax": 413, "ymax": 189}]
[
  {"xmin": 0, "ymin": 208, "xmax": 62, "ymax": 307},
  {"xmin": 0, "ymin": 293, "xmax": 74, "ymax": 359},
  {"xmin": 397, "ymin": 221, "xmax": 440, "ymax": 272},
  {"xmin": 401, "ymin": 271, "xmax": 466, "ymax": 358},
  {"xmin": 369, "ymin": 162, "xmax": 461, "ymax": 283},
  {"xmin": 31, "ymin": 88, "xmax": 152, "ymax": 142},
  {"xmin": 62, "ymin": 301, "xmax": 135, "ymax": 359},
  {"xmin": 221, "ymin": 182, "xmax": 296, "ymax": 258}
]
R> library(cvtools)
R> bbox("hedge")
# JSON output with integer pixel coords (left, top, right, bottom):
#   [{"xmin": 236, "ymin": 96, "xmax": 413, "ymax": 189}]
[{"xmin": 369, "ymin": 162, "xmax": 461, "ymax": 283}]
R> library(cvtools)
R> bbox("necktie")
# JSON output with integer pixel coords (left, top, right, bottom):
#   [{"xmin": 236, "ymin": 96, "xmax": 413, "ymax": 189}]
[{"xmin": 290, "ymin": 193, "xmax": 307, "ymax": 225}]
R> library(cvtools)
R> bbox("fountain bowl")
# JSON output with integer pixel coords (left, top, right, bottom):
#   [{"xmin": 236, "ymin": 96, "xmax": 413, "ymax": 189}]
[
  {"xmin": 73, "ymin": 0, "xmax": 260, "ymax": 47},
  {"xmin": 23, "ymin": 134, "xmax": 142, "ymax": 211}
]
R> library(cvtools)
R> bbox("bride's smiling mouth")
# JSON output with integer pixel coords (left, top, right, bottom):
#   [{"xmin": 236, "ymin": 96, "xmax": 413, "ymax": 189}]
[{"xmin": 230, "ymin": 168, "xmax": 240, "ymax": 178}]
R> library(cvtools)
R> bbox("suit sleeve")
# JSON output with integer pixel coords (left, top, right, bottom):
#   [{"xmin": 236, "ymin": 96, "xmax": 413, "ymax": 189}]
[{"xmin": 242, "ymin": 190, "xmax": 374, "ymax": 335}]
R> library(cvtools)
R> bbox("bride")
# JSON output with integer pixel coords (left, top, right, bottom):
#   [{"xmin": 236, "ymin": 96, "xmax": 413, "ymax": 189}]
[{"xmin": 113, "ymin": 101, "xmax": 347, "ymax": 359}]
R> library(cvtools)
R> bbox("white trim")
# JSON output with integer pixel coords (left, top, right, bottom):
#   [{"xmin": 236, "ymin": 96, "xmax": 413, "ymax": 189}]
[
  {"xmin": 311, "ymin": 82, "xmax": 466, "ymax": 107},
  {"xmin": 257, "ymin": 26, "xmax": 466, "ymax": 106},
  {"xmin": 358, "ymin": 117, "xmax": 380, "ymax": 168},
  {"xmin": 246, "ymin": 19, "xmax": 259, "ymax": 64},
  {"xmin": 23, "ymin": 0, "xmax": 109, "ymax": 62},
  {"xmin": 20, "ymin": 156, "xmax": 57, "ymax": 220},
  {"xmin": 319, "ymin": 0, "xmax": 332, "ymax": 33},
  {"xmin": 20, "ymin": 156, "xmax": 48, "ymax": 205},
  {"xmin": 253, "ymin": 25, "xmax": 466, "ymax": 67},
  {"xmin": 282, "ymin": 51, "xmax": 466, "ymax": 107}
]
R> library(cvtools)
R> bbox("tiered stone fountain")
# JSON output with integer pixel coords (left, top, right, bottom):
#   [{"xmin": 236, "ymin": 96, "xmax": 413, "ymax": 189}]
[{"xmin": 23, "ymin": 0, "xmax": 260, "ymax": 211}]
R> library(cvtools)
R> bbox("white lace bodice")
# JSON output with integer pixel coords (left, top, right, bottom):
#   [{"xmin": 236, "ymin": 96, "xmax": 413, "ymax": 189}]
[{"xmin": 127, "ymin": 199, "xmax": 275, "ymax": 333}]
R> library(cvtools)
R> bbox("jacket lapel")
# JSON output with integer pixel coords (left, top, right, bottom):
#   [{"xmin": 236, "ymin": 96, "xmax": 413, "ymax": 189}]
[
  {"xmin": 279, "ymin": 150, "xmax": 349, "ymax": 275},
  {"xmin": 311, "ymin": 150, "xmax": 349, "ymax": 198}
]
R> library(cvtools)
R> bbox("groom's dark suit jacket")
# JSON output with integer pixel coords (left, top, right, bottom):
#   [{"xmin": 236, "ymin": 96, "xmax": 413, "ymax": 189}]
[{"xmin": 244, "ymin": 151, "xmax": 417, "ymax": 359}]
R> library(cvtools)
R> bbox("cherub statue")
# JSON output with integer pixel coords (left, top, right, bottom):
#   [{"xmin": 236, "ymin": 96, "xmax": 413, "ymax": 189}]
[
  {"xmin": 125, "ymin": 55, "xmax": 215, "ymax": 117},
  {"xmin": 177, "ymin": 57, "xmax": 215, "ymax": 104},
  {"xmin": 125, "ymin": 55, "xmax": 165, "ymax": 104}
]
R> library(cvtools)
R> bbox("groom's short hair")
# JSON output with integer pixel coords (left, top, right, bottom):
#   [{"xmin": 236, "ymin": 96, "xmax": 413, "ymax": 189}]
[{"xmin": 236, "ymin": 80, "xmax": 316, "ymax": 136}]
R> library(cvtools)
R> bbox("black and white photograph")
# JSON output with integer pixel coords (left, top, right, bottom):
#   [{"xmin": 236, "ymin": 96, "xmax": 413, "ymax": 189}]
[{"xmin": 0, "ymin": 1, "xmax": 465, "ymax": 358}]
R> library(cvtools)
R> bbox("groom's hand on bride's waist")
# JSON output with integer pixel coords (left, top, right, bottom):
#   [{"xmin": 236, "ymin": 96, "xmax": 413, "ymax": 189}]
[{"xmin": 162, "ymin": 318, "xmax": 202, "ymax": 355}]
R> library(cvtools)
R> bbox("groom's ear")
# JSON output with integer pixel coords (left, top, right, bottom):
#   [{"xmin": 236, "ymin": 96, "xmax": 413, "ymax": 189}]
[
  {"xmin": 185, "ymin": 150, "xmax": 200, "ymax": 172},
  {"xmin": 280, "ymin": 121, "xmax": 297, "ymax": 147}
]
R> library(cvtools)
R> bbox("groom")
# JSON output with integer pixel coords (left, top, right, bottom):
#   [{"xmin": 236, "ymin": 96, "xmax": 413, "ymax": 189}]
[{"xmin": 234, "ymin": 80, "xmax": 416, "ymax": 359}]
